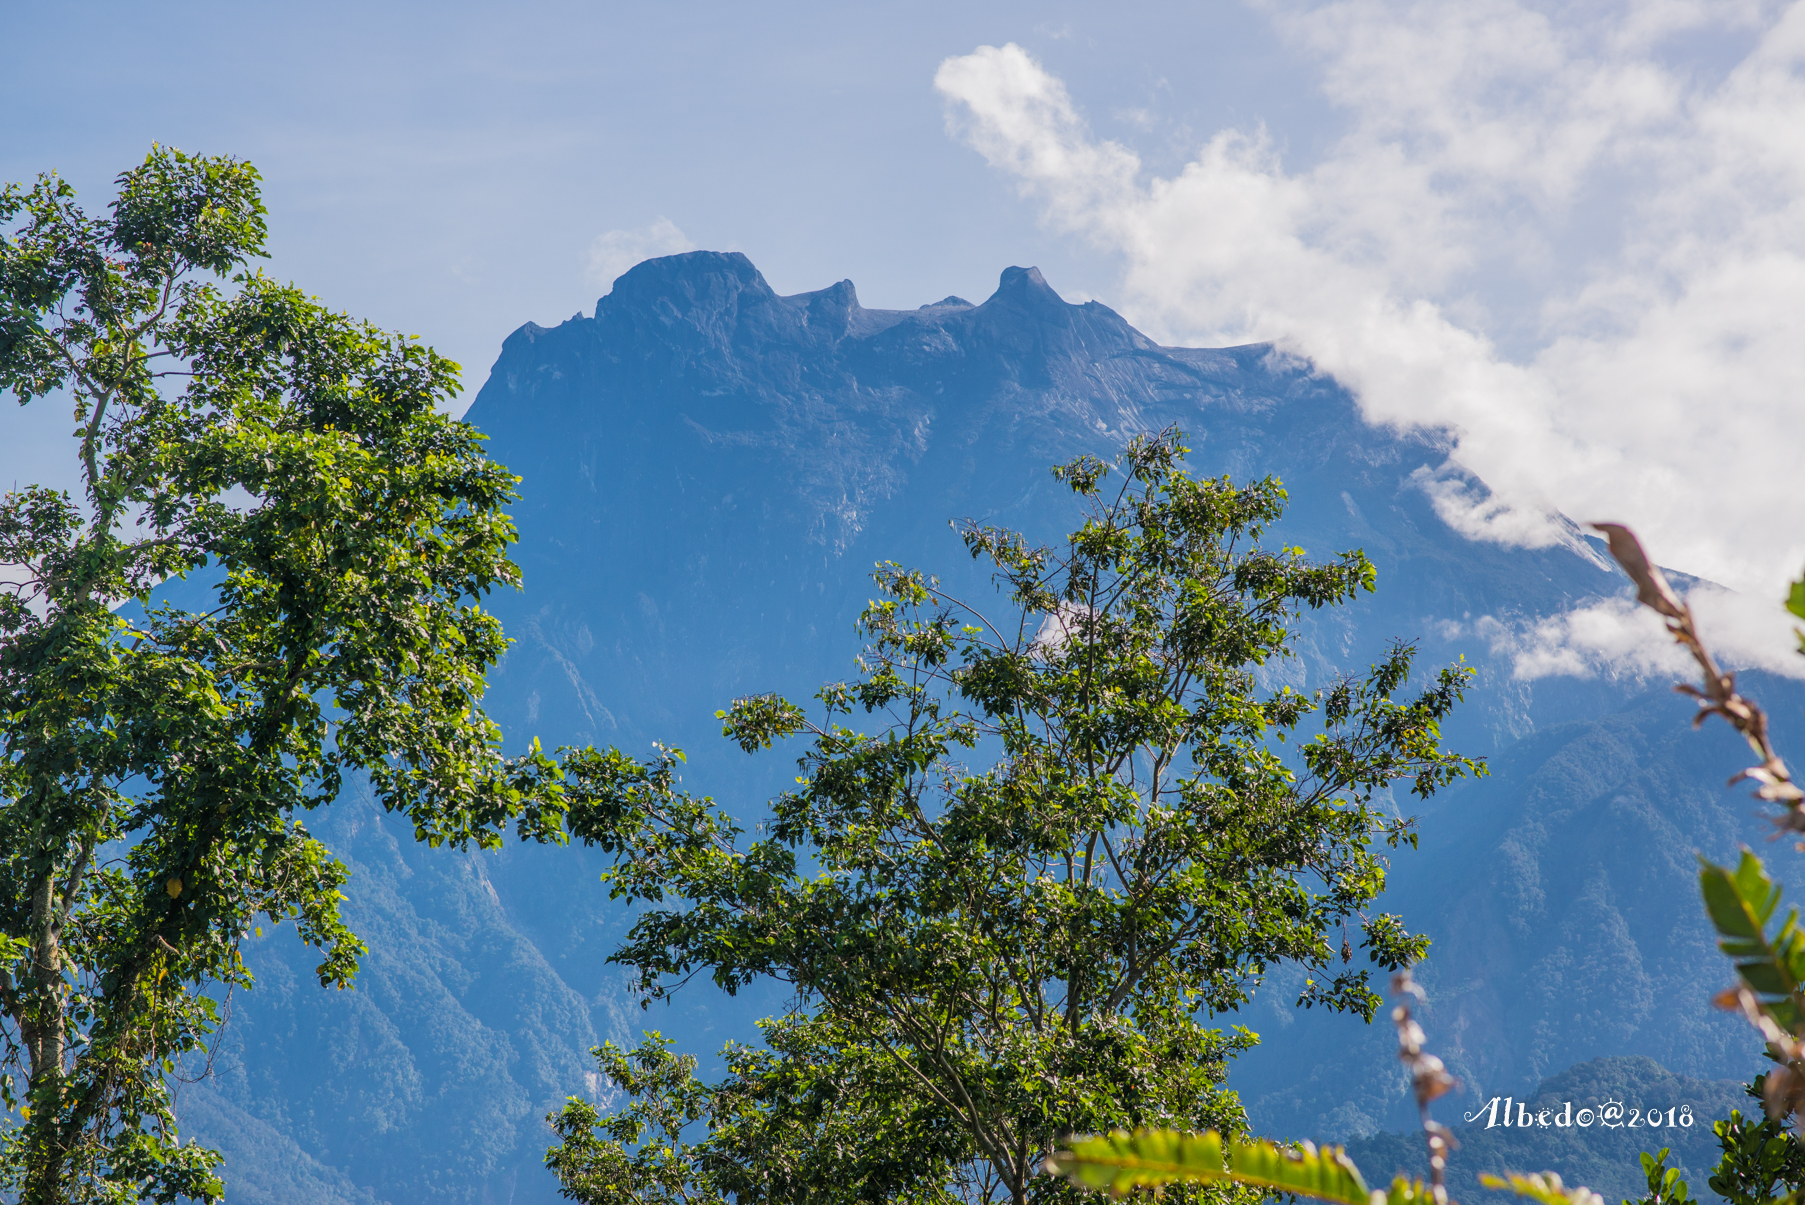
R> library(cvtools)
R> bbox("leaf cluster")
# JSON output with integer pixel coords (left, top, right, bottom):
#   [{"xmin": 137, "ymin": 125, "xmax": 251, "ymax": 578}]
[
  {"xmin": 1703, "ymin": 1081, "xmax": 1805, "ymax": 1205},
  {"xmin": 1624, "ymin": 1147, "xmax": 1691, "ymax": 1205}
]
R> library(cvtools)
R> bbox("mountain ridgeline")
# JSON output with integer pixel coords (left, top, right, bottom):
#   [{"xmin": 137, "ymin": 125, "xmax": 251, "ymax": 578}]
[{"xmin": 179, "ymin": 251, "xmax": 1800, "ymax": 1203}]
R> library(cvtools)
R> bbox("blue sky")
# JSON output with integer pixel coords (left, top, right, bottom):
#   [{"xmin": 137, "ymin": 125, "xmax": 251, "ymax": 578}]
[
  {"xmin": 7, "ymin": 0, "xmax": 1805, "ymax": 673},
  {"xmin": 2, "ymin": 0, "xmax": 1315, "ymax": 496},
  {"xmin": 3, "ymin": 1, "xmax": 1326, "ymax": 383}
]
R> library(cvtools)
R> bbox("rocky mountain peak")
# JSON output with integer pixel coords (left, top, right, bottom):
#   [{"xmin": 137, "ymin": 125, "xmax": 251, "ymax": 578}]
[
  {"xmin": 598, "ymin": 248, "xmax": 770, "ymax": 317},
  {"xmin": 990, "ymin": 264, "xmax": 1061, "ymax": 307}
]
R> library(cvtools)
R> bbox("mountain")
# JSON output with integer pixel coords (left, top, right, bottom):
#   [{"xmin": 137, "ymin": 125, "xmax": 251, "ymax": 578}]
[
  {"xmin": 1345, "ymin": 1056, "xmax": 1750, "ymax": 1204},
  {"xmin": 178, "ymin": 251, "xmax": 1803, "ymax": 1203}
]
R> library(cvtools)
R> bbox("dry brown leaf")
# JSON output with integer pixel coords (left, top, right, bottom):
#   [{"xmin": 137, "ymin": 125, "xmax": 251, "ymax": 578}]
[{"xmin": 1592, "ymin": 522, "xmax": 1687, "ymax": 619}]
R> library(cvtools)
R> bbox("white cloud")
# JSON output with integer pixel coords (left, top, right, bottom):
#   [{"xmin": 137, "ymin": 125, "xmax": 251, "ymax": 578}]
[
  {"xmin": 583, "ymin": 217, "xmax": 695, "ymax": 291},
  {"xmin": 1030, "ymin": 601, "xmax": 1095, "ymax": 657},
  {"xmin": 1478, "ymin": 597, "xmax": 1686, "ymax": 681},
  {"xmin": 1474, "ymin": 583, "xmax": 1805, "ymax": 682},
  {"xmin": 933, "ymin": 8, "xmax": 1805, "ymax": 648}
]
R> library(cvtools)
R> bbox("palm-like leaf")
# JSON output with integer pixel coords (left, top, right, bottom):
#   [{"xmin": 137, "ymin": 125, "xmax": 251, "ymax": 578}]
[
  {"xmin": 1045, "ymin": 1129, "xmax": 1381, "ymax": 1204},
  {"xmin": 1479, "ymin": 1171, "xmax": 1605, "ymax": 1205}
]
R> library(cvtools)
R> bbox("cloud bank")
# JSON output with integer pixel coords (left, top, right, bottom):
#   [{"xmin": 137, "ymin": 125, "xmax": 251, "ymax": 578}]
[
  {"xmin": 1452, "ymin": 582, "xmax": 1801, "ymax": 681},
  {"xmin": 934, "ymin": 5, "xmax": 1805, "ymax": 627}
]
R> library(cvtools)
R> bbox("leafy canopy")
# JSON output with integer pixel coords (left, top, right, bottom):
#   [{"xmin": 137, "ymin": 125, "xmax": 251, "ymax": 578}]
[
  {"xmin": 1053, "ymin": 535, "xmax": 1805, "ymax": 1205},
  {"xmin": 0, "ymin": 147, "xmax": 566, "ymax": 1204},
  {"xmin": 552, "ymin": 433, "xmax": 1484, "ymax": 1205}
]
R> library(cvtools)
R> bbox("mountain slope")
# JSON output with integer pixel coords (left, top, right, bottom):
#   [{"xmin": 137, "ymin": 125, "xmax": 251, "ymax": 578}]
[
  {"xmin": 1345, "ymin": 1056, "xmax": 1749, "ymax": 1204},
  {"xmin": 180, "ymin": 251, "xmax": 1800, "ymax": 1202}
]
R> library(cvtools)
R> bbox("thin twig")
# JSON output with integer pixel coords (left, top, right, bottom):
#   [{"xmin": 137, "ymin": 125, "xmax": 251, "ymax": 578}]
[{"xmin": 1393, "ymin": 968, "xmax": 1457, "ymax": 1205}]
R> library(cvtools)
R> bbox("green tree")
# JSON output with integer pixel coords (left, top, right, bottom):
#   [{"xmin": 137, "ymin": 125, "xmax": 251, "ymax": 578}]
[
  {"xmin": 1044, "ymin": 528, "xmax": 1805, "ymax": 1205},
  {"xmin": 1702, "ymin": 1080, "xmax": 1805, "ymax": 1205},
  {"xmin": 0, "ymin": 148, "xmax": 566, "ymax": 1204},
  {"xmin": 553, "ymin": 434, "xmax": 1484, "ymax": 1205}
]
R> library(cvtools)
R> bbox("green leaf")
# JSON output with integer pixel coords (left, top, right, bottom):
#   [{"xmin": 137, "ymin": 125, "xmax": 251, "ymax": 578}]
[
  {"xmin": 1706, "ymin": 856, "xmax": 1780, "ymax": 941},
  {"xmin": 1699, "ymin": 851, "xmax": 1805, "ymax": 1008},
  {"xmin": 1045, "ymin": 1128, "xmax": 1372, "ymax": 1204}
]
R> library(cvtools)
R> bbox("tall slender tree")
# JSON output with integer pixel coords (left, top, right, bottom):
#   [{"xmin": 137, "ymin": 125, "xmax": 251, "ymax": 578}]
[
  {"xmin": 0, "ymin": 147, "xmax": 566, "ymax": 1204},
  {"xmin": 554, "ymin": 433, "xmax": 1485, "ymax": 1205}
]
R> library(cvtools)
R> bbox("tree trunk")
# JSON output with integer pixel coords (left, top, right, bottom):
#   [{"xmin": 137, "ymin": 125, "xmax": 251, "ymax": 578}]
[{"xmin": 23, "ymin": 865, "xmax": 69, "ymax": 1205}]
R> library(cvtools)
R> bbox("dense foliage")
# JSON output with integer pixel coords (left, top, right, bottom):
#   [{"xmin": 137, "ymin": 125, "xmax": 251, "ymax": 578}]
[
  {"xmin": 550, "ymin": 434, "xmax": 1484, "ymax": 1205},
  {"xmin": 0, "ymin": 148, "xmax": 565, "ymax": 1203}
]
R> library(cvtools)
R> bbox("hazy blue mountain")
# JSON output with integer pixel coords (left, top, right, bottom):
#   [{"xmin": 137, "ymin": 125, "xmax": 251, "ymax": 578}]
[
  {"xmin": 180, "ymin": 251, "xmax": 1802, "ymax": 1203},
  {"xmin": 1345, "ymin": 1056, "xmax": 1749, "ymax": 1204}
]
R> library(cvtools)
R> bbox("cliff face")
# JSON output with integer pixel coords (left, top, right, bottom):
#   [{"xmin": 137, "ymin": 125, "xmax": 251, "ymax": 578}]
[{"xmin": 182, "ymin": 252, "xmax": 1793, "ymax": 1203}]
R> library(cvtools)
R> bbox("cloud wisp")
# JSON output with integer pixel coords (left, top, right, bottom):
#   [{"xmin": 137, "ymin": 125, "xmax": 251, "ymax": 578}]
[
  {"xmin": 585, "ymin": 217, "xmax": 696, "ymax": 292},
  {"xmin": 1453, "ymin": 583, "xmax": 1801, "ymax": 682},
  {"xmin": 934, "ymin": 5, "xmax": 1805, "ymax": 626}
]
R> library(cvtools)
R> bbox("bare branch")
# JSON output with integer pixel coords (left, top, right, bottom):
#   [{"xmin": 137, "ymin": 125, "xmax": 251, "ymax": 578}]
[
  {"xmin": 1593, "ymin": 522, "xmax": 1804, "ymax": 825},
  {"xmin": 1392, "ymin": 968, "xmax": 1457, "ymax": 1205}
]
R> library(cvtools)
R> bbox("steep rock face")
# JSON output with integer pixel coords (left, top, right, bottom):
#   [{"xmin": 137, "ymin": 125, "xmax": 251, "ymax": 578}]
[
  {"xmin": 182, "ymin": 252, "xmax": 1798, "ymax": 1203},
  {"xmin": 494, "ymin": 253, "xmax": 1188, "ymax": 565},
  {"xmin": 476, "ymin": 251, "xmax": 1642, "ymax": 759}
]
